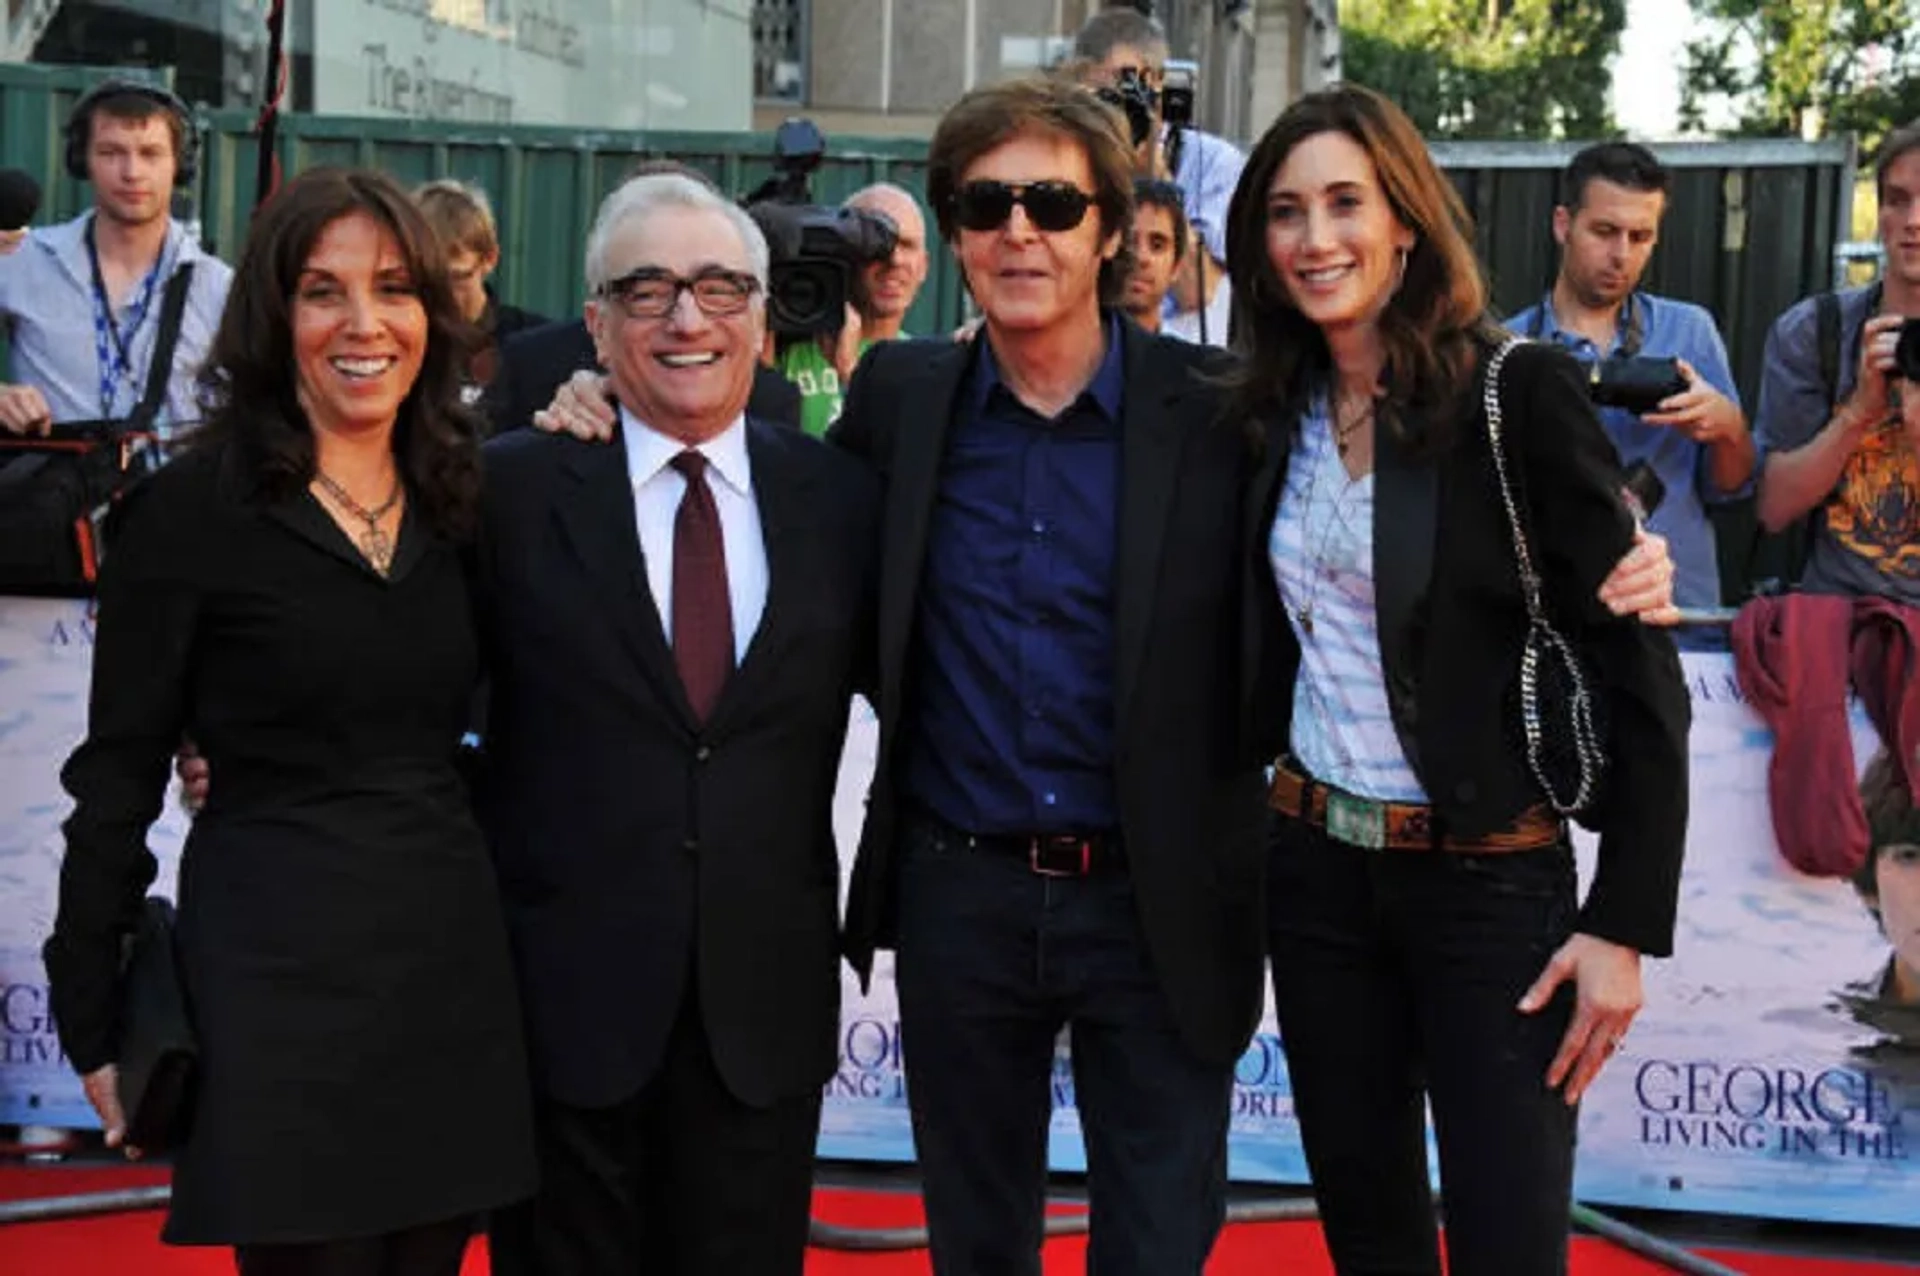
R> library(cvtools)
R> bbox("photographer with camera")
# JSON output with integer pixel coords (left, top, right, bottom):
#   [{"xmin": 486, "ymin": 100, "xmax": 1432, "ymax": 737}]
[
  {"xmin": 1071, "ymin": 8, "xmax": 1243, "ymax": 344},
  {"xmin": 1508, "ymin": 143, "xmax": 1751, "ymax": 614},
  {"xmin": 1753, "ymin": 123, "xmax": 1920, "ymax": 601}
]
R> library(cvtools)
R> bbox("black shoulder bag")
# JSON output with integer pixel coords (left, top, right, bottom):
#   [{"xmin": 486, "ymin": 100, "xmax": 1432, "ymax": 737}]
[{"xmin": 0, "ymin": 262, "xmax": 196, "ymax": 596}]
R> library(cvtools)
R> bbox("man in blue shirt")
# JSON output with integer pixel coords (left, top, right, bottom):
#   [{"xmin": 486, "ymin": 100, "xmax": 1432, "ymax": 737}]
[
  {"xmin": 829, "ymin": 76, "xmax": 1261, "ymax": 1276},
  {"xmin": 0, "ymin": 81, "xmax": 230, "ymax": 437},
  {"xmin": 1508, "ymin": 142, "xmax": 1752, "ymax": 612}
]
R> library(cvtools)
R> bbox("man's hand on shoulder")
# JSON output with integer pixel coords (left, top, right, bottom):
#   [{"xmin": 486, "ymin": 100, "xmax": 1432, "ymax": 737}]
[{"xmin": 533, "ymin": 371, "xmax": 618, "ymax": 442}]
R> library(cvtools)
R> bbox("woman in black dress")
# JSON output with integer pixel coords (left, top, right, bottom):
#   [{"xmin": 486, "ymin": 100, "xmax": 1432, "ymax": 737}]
[{"xmin": 42, "ymin": 167, "xmax": 536, "ymax": 1274}]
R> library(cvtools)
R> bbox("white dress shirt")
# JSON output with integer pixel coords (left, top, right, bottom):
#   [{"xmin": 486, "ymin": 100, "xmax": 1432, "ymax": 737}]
[{"xmin": 619, "ymin": 406, "xmax": 768, "ymax": 664}]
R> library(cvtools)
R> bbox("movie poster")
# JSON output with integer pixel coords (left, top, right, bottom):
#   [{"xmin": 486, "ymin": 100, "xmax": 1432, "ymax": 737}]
[
  {"xmin": 0, "ymin": 599, "xmax": 189, "ymax": 1130},
  {"xmin": 817, "ymin": 655, "xmax": 1917, "ymax": 1225},
  {"xmin": 3, "ymin": 607, "xmax": 1910, "ymax": 1225}
]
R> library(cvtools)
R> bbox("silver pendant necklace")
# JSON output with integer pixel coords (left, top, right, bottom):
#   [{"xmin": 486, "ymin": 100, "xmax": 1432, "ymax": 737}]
[{"xmin": 314, "ymin": 470, "xmax": 402, "ymax": 577}]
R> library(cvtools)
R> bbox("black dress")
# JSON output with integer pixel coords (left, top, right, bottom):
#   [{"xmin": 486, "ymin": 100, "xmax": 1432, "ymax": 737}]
[{"xmin": 43, "ymin": 442, "xmax": 537, "ymax": 1245}]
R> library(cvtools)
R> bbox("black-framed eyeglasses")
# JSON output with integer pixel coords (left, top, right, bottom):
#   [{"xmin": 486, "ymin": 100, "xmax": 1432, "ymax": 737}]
[
  {"xmin": 951, "ymin": 180, "xmax": 1097, "ymax": 234},
  {"xmin": 597, "ymin": 267, "xmax": 761, "ymax": 319}
]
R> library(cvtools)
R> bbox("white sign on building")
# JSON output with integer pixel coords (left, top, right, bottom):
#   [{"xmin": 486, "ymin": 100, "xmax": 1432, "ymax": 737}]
[{"xmin": 307, "ymin": 0, "xmax": 752, "ymax": 132}]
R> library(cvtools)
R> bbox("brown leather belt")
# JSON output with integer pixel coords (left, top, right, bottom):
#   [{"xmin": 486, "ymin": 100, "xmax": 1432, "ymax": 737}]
[{"xmin": 1267, "ymin": 760, "xmax": 1562, "ymax": 853}]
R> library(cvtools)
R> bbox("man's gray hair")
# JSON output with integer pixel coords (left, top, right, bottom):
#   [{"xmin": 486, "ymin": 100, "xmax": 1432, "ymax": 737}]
[
  {"xmin": 583, "ymin": 173, "xmax": 771, "ymax": 293},
  {"xmin": 1072, "ymin": 8, "xmax": 1168, "ymax": 62}
]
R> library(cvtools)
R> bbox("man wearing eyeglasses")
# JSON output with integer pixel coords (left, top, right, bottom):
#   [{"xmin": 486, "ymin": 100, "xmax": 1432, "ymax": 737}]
[
  {"xmin": 521, "ymin": 79, "xmax": 1683, "ymax": 1276},
  {"xmin": 476, "ymin": 171, "xmax": 879, "ymax": 1276}
]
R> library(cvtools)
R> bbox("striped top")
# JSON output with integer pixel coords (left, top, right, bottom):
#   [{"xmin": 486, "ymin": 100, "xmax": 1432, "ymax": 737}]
[{"xmin": 1268, "ymin": 397, "xmax": 1427, "ymax": 802}]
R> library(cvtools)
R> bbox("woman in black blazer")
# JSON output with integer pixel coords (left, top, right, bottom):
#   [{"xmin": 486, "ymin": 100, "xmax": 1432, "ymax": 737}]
[
  {"xmin": 42, "ymin": 168, "xmax": 535, "ymax": 1275},
  {"xmin": 1223, "ymin": 87, "xmax": 1691, "ymax": 1274}
]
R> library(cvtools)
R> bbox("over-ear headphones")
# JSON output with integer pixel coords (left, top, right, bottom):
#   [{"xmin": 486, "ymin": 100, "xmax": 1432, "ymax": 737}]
[{"xmin": 64, "ymin": 79, "xmax": 198, "ymax": 188}]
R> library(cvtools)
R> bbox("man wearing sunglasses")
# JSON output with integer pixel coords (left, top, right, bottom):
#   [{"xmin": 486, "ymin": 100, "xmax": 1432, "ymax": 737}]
[
  {"xmin": 477, "ymin": 171, "xmax": 879, "ymax": 1276},
  {"xmin": 823, "ymin": 75, "xmax": 1259, "ymax": 1276},
  {"xmin": 522, "ymin": 80, "xmax": 1685, "ymax": 1276}
]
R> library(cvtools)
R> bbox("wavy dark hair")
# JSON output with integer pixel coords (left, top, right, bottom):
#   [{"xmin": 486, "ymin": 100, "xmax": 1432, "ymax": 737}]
[
  {"xmin": 1222, "ymin": 84, "xmax": 1498, "ymax": 452},
  {"xmin": 193, "ymin": 166, "xmax": 481, "ymax": 540}
]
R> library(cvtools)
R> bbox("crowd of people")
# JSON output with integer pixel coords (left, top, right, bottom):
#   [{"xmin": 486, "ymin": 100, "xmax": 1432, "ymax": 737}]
[{"xmin": 1, "ymin": 4, "xmax": 1917, "ymax": 1276}]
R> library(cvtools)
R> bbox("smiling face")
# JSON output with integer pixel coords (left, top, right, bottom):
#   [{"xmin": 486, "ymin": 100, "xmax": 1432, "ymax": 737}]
[
  {"xmin": 953, "ymin": 130, "xmax": 1121, "ymax": 341},
  {"xmin": 587, "ymin": 202, "xmax": 765, "ymax": 445},
  {"xmin": 1263, "ymin": 129, "xmax": 1416, "ymax": 340},
  {"xmin": 850, "ymin": 187, "xmax": 929, "ymax": 323},
  {"xmin": 291, "ymin": 210, "xmax": 428, "ymax": 441}
]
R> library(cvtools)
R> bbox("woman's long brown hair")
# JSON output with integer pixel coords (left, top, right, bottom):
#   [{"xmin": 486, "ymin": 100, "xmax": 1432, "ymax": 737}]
[{"xmin": 1222, "ymin": 84, "xmax": 1498, "ymax": 452}]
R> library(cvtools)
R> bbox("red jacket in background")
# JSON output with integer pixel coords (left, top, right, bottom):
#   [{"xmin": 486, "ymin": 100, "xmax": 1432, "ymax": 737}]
[{"xmin": 1732, "ymin": 593, "xmax": 1920, "ymax": 877}]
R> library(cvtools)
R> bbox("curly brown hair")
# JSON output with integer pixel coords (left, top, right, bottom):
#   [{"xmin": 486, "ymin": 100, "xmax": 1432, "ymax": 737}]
[
  {"xmin": 193, "ymin": 166, "xmax": 482, "ymax": 540},
  {"xmin": 1222, "ymin": 84, "xmax": 1499, "ymax": 451}
]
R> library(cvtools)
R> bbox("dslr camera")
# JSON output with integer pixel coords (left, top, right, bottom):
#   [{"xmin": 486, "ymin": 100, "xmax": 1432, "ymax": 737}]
[
  {"xmin": 1588, "ymin": 355, "xmax": 1688, "ymax": 415},
  {"xmin": 742, "ymin": 119, "xmax": 900, "ymax": 340},
  {"xmin": 1095, "ymin": 68, "xmax": 1157, "ymax": 148},
  {"xmin": 1893, "ymin": 316, "xmax": 1920, "ymax": 382}
]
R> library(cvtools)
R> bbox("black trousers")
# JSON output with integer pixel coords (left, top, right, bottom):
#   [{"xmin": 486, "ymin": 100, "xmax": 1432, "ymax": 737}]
[
  {"xmin": 486, "ymin": 989, "xmax": 823, "ymax": 1276},
  {"xmin": 1265, "ymin": 813, "xmax": 1580, "ymax": 1276},
  {"xmin": 233, "ymin": 1217, "xmax": 472, "ymax": 1276},
  {"xmin": 894, "ymin": 817, "xmax": 1234, "ymax": 1276}
]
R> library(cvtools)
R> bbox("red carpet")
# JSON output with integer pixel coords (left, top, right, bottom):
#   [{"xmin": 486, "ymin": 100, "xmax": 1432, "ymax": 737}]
[{"xmin": 1, "ymin": 1165, "xmax": 1914, "ymax": 1274}]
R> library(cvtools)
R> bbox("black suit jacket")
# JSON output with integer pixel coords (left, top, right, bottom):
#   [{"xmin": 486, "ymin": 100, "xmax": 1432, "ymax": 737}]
[
  {"xmin": 829, "ymin": 324, "xmax": 1269, "ymax": 1066},
  {"xmin": 474, "ymin": 417, "xmax": 879, "ymax": 1108},
  {"xmin": 480, "ymin": 317, "xmax": 803, "ymax": 436},
  {"xmin": 1244, "ymin": 339, "xmax": 1691, "ymax": 954}
]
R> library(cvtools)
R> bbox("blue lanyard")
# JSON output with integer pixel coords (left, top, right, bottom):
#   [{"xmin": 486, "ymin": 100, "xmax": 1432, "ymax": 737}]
[{"xmin": 86, "ymin": 218, "xmax": 168, "ymax": 419}]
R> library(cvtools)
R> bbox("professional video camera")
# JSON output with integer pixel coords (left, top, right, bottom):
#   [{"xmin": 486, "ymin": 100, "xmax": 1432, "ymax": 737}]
[{"xmin": 742, "ymin": 118, "xmax": 899, "ymax": 340}]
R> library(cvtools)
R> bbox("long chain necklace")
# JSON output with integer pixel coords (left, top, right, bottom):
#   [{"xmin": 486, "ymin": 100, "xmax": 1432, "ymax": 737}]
[
  {"xmin": 1331, "ymin": 390, "xmax": 1373, "ymax": 457},
  {"xmin": 1294, "ymin": 397, "xmax": 1367, "ymax": 637},
  {"xmin": 313, "ymin": 469, "xmax": 403, "ymax": 577}
]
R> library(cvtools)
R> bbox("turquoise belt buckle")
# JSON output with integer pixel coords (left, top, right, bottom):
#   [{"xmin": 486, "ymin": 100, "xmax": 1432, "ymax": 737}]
[{"xmin": 1325, "ymin": 789, "xmax": 1388, "ymax": 850}]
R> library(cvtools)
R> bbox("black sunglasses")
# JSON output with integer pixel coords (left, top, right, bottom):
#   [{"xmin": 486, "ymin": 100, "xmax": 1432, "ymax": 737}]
[{"xmin": 951, "ymin": 180, "xmax": 1097, "ymax": 233}]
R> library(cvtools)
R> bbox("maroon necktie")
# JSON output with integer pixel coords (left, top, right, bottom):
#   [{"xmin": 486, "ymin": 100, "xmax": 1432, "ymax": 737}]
[{"xmin": 669, "ymin": 450, "xmax": 733, "ymax": 722}]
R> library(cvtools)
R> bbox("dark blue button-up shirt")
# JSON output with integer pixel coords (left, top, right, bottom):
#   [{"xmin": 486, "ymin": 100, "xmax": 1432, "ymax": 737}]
[{"xmin": 902, "ymin": 320, "xmax": 1127, "ymax": 835}]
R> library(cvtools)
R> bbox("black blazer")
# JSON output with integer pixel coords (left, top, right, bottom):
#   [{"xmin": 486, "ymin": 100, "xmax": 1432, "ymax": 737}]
[
  {"xmin": 473, "ymin": 418, "xmax": 879, "ymax": 1108},
  {"xmin": 1245, "ymin": 339, "xmax": 1691, "ymax": 955},
  {"xmin": 479, "ymin": 317, "xmax": 803, "ymax": 436},
  {"xmin": 829, "ymin": 324, "xmax": 1270, "ymax": 1066}
]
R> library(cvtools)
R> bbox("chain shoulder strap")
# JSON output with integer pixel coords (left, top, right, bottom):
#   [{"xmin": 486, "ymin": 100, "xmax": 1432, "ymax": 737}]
[
  {"xmin": 1481, "ymin": 334, "xmax": 1606, "ymax": 815},
  {"xmin": 1481, "ymin": 336, "xmax": 1549, "ymax": 626}
]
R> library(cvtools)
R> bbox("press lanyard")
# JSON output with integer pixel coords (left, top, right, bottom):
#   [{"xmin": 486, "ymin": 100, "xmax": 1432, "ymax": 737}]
[{"xmin": 86, "ymin": 217, "xmax": 168, "ymax": 419}]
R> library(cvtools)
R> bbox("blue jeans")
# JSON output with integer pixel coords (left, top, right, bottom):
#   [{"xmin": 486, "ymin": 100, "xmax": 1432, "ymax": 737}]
[
  {"xmin": 1266, "ymin": 813, "xmax": 1580, "ymax": 1276},
  {"xmin": 894, "ymin": 816, "xmax": 1233, "ymax": 1276}
]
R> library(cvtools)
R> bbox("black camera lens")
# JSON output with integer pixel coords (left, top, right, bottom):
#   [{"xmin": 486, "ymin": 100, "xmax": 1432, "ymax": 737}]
[{"xmin": 1895, "ymin": 317, "xmax": 1920, "ymax": 383}]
